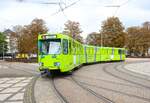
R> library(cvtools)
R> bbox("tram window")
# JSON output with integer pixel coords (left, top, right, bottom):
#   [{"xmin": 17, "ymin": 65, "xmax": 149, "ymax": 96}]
[
  {"xmin": 118, "ymin": 49, "xmax": 122, "ymax": 54},
  {"xmin": 73, "ymin": 41, "xmax": 75, "ymax": 54},
  {"xmin": 69, "ymin": 40, "xmax": 72, "ymax": 54},
  {"xmin": 40, "ymin": 39, "xmax": 61, "ymax": 55},
  {"xmin": 122, "ymin": 50, "xmax": 125, "ymax": 54},
  {"xmin": 63, "ymin": 39, "xmax": 68, "ymax": 54}
]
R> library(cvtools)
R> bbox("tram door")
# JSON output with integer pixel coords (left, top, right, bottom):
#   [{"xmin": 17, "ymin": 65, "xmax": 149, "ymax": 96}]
[
  {"xmin": 62, "ymin": 39, "xmax": 69, "ymax": 69},
  {"xmin": 73, "ymin": 42, "xmax": 76, "ymax": 65}
]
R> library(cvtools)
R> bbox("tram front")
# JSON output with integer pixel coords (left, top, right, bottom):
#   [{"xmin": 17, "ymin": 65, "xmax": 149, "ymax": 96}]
[{"xmin": 38, "ymin": 34, "xmax": 63, "ymax": 74}]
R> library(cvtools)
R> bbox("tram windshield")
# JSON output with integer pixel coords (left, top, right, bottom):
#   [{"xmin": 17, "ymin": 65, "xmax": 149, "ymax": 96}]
[{"xmin": 40, "ymin": 39, "xmax": 61, "ymax": 55}]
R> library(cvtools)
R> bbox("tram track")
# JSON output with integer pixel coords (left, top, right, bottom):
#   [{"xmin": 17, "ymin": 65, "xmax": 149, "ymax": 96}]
[
  {"xmin": 68, "ymin": 62, "xmax": 150, "ymax": 103},
  {"xmin": 73, "ymin": 74, "xmax": 142, "ymax": 89},
  {"xmin": 71, "ymin": 76, "xmax": 115, "ymax": 103},
  {"xmin": 50, "ymin": 74, "xmax": 115, "ymax": 103},
  {"xmin": 50, "ymin": 76, "xmax": 69, "ymax": 103},
  {"xmin": 119, "ymin": 63, "xmax": 150, "ymax": 82},
  {"xmin": 103, "ymin": 63, "xmax": 150, "ymax": 90},
  {"xmin": 71, "ymin": 76, "xmax": 150, "ymax": 102}
]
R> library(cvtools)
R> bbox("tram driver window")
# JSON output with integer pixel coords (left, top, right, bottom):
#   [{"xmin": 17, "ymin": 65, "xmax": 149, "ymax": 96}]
[{"xmin": 63, "ymin": 39, "xmax": 68, "ymax": 54}]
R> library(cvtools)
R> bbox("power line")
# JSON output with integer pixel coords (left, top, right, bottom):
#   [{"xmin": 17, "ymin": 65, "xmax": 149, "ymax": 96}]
[
  {"xmin": 40, "ymin": 0, "xmax": 81, "ymax": 20},
  {"xmin": 51, "ymin": 0, "xmax": 81, "ymax": 16},
  {"xmin": 58, "ymin": 2, "xmax": 69, "ymax": 20},
  {"xmin": 105, "ymin": 0, "xmax": 132, "ymax": 16},
  {"xmin": 120, "ymin": 0, "xmax": 131, "ymax": 6}
]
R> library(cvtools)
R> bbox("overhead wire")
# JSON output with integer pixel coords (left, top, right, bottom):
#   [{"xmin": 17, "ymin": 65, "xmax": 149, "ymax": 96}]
[
  {"xmin": 50, "ymin": 0, "xmax": 81, "ymax": 16},
  {"xmin": 58, "ymin": 0, "xmax": 69, "ymax": 20},
  {"xmin": 112, "ymin": 0, "xmax": 132, "ymax": 16}
]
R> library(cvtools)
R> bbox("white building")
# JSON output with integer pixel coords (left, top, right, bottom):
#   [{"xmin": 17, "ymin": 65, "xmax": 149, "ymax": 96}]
[{"xmin": 4, "ymin": 29, "xmax": 18, "ymax": 54}]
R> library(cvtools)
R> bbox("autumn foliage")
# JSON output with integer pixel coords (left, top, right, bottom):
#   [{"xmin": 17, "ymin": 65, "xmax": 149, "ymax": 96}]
[
  {"xmin": 12, "ymin": 18, "xmax": 48, "ymax": 54},
  {"xmin": 86, "ymin": 17, "xmax": 150, "ymax": 56},
  {"xmin": 6, "ymin": 17, "xmax": 150, "ymax": 57},
  {"xmin": 63, "ymin": 20, "xmax": 83, "ymax": 43}
]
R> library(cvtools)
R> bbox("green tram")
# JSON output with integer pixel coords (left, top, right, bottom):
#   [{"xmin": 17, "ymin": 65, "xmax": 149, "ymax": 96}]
[{"xmin": 38, "ymin": 33, "xmax": 126, "ymax": 74}]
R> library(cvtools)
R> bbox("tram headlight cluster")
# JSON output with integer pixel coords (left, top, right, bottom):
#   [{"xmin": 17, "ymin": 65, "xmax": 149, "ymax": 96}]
[
  {"xmin": 39, "ymin": 62, "xmax": 43, "ymax": 66},
  {"xmin": 54, "ymin": 62, "xmax": 60, "ymax": 66}
]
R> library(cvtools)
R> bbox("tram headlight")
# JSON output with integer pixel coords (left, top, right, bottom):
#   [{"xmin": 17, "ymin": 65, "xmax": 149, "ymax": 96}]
[
  {"xmin": 39, "ymin": 62, "xmax": 43, "ymax": 66},
  {"xmin": 54, "ymin": 62, "xmax": 60, "ymax": 66}
]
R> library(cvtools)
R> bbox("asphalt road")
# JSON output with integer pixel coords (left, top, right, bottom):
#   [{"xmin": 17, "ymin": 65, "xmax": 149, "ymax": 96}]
[
  {"xmin": 0, "ymin": 59, "xmax": 150, "ymax": 103},
  {"xmin": 35, "ymin": 58, "xmax": 150, "ymax": 103}
]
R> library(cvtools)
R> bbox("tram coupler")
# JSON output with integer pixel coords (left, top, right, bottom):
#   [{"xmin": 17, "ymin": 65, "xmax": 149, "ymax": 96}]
[{"xmin": 45, "ymin": 69, "xmax": 51, "ymax": 76}]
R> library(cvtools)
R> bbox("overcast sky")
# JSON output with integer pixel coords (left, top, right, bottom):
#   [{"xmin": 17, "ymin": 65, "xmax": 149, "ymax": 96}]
[{"xmin": 0, "ymin": 0, "xmax": 150, "ymax": 38}]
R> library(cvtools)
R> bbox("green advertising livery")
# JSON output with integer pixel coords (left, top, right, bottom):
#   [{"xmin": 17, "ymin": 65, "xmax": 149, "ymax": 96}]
[{"xmin": 38, "ymin": 33, "xmax": 126, "ymax": 74}]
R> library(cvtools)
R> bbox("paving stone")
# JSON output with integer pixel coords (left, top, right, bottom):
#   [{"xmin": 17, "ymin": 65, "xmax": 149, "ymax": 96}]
[
  {"xmin": 0, "ymin": 80, "xmax": 5, "ymax": 83},
  {"xmin": 12, "ymin": 83, "xmax": 28, "ymax": 87},
  {"xmin": 6, "ymin": 80, "xmax": 21, "ymax": 84},
  {"xmin": 4, "ymin": 101, "xmax": 23, "ymax": 103},
  {"xmin": 0, "ymin": 84, "xmax": 13, "ymax": 88},
  {"xmin": 0, "ymin": 88, "xmax": 4, "ymax": 91},
  {"xmin": 0, "ymin": 93, "xmax": 12, "ymax": 101},
  {"xmin": 21, "ymin": 79, "xmax": 31, "ymax": 83},
  {"xmin": 1, "ymin": 87, "xmax": 23, "ymax": 93},
  {"xmin": 14, "ymin": 77, "xmax": 26, "ymax": 80},
  {"xmin": 9, "ymin": 93, "xmax": 24, "ymax": 100},
  {"xmin": 0, "ymin": 78, "xmax": 11, "ymax": 81},
  {"xmin": 0, "ymin": 76, "xmax": 33, "ymax": 103},
  {"xmin": 26, "ymin": 77, "xmax": 33, "ymax": 80},
  {"xmin": 20, "ymin": 89, "xmax": 25, "ymax": 92}
]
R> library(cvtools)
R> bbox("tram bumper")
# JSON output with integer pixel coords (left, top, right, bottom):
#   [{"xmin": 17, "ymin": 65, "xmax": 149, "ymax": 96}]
[{"xmin": 39, "ymin": 66, "xmax": 60, "ymax": 71}]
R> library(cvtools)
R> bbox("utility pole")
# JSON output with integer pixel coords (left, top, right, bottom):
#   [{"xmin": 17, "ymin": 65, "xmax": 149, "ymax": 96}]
[{"xmin": 100, "ymin": 33, "xmax": 103, "ymax": 47}]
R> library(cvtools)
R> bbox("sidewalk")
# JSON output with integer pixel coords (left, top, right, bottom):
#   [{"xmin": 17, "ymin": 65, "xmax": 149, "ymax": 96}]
[{"xmin": 124, "ymin": 62, "xmax": 150, "ymax": 76}]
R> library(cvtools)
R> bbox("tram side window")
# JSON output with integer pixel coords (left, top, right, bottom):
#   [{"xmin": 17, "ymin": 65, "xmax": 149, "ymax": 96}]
[
  {"xmin": 118, "ymin": 49, "xmax": 122, "ymax": 54},
  {"xmin": 69, "ymin": 40, "xmax": 72, "ymax": 54},
  {"xmin": 122, "ymin": 50, "xmax": 125, "ymax": 54},
  {"xmin": 63, "ymin": 39, "xmax": 68, "ymax": 54},
  {"xmin": 73, "ymin": 41, "xmax": 75, "ymax": 55}
]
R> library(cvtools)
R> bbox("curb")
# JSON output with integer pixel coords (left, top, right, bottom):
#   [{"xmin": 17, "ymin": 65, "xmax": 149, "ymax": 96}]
[{"xmin": 23, "ymin": 76, "xmax": 39, "ymax": 103}]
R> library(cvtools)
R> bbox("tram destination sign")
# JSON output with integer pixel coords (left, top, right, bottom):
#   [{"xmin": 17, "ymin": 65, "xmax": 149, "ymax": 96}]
[{"xmin": 42, "ymin": 35, "xmax": 57, "ymax": 39}]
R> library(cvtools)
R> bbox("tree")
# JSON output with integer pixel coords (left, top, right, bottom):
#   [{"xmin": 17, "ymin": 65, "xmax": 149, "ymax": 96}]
[
  {"xmin": 13, "ymin": 18, "xmax": 48, "ymax": 54},
  {"xmin": 86, "ymin": 32, "xmax": 100, "ymax": 45},
  {"xmin": 143, "ymin": 21, "xmax": 150, "ymax": 30},
  {"xmin": 63, "ymin": 20, "xmax": 83, "ymax": 43},
  {"xmin": 100, "ymin": 17, "xmax": 126, "ymax": 47},
  {"xmin": 0, "ymin": 32, "xmax": 8, "ymax": 55},
  {"xmin": 126, "ymin": 27, "xmax": 141, "ymax": 56},
  {"xmin": 12, "ymin": 25, "xmax": 25, "ymax": 53},
  {"xmin": 26, "ymin": 18, "xmax": 48, "ymax": 54},
  {"xmin": 126, "ymin": 24, "xmax": 150, "ymax": 56}
]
